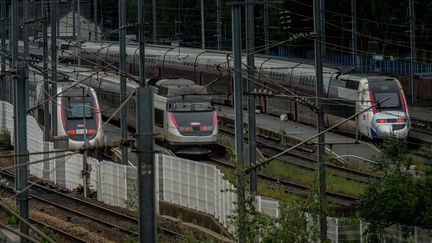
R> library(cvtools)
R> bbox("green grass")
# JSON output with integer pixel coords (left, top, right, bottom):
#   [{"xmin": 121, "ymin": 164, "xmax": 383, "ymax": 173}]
[
  {"xmin": 342, "ymin": 159, "xmax": 377, "ymax": 174},
  {"xmin": 261, "ymin": 159, "xmax": 366, "ymax": 196},
  {"xmin": 220, "ymin": 159, "xmax": 366, "ymax": 200},
  {"xmin": 407, "ymin": 154, "xmax": 428, "ymax": 172}
]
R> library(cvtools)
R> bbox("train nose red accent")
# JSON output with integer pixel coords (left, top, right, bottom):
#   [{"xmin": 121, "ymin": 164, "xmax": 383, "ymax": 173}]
[{"xmin": 168, "ymin": 112, "xmax": 178, "ymax": 128}]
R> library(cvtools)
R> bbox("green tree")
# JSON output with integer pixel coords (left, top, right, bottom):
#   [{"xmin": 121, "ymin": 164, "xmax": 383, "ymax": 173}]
[{"xmin": 359, "ymin": 137, "xmax": 432, "ymax": 240}]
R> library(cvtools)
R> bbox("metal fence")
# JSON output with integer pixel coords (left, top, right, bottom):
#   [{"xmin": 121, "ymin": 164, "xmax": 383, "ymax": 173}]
[
  {"xmin": 273, "ymin": 47, "xmax": 432, "ymax": 76},
  {"xmin": 258, "ymin": 196, "xmax": 432, "ymax": 243}
]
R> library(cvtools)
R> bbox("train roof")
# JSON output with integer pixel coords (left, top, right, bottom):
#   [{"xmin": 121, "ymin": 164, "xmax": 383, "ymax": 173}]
[
  {"xmin": 339, "ymin": 73, "xmax": 397, "ymax": 82},
  {"xmin": 155, "ymin": 78, "xmax": 195, "ymax": 87},
  {"xmin": 153, "ymin": 78, "xmax": 208, "ymax": 97}
]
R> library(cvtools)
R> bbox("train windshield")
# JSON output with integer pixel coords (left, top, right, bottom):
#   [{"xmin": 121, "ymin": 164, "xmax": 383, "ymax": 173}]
[
  {"xmin": 167, "ymin": 96, "xmax": 213, "ymax": 112},
  {"xmin": 369, "ymin": 80, "xmax": 402, "ymax": 110},
  {"xmin": 168, "ymin": 102, "xmax": 213, "ymax": 112},
  {"xmin": 374, "ymin": 92, "xmax": 400, "ymax": 109},
  {"xmin": 68, "ymin": 103, "xmax": 93, "ymax": 119}
]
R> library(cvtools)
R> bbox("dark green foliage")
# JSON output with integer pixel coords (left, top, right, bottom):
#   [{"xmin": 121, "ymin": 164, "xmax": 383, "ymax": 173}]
[
  {"xmin": 261, "ymin": 197, "xmax": 319, "ymax": 243},
  {"xmin": 39, "ymin": 227, "xmax": 60, "ymax": 243},
  {"xmin": 229, "ymin": 193, "xmax": 319, "ymax": 243},
  {"xmin": 359, "ymin": 137, "xmax": 432, "ymax": 239},
  {"xmin": 228, "ymin": 159, "xmax": 320, "ymax": 242},
  {"xmin": 0, "ymin": 131, "xmax": 11, "ymax": 148},
  {"xmin": 4, "ymin": 204, "xmax": 18, "ymax": 225}
]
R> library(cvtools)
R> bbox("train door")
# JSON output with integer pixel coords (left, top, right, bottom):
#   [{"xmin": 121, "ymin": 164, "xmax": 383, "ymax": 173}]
[{"xmin": 357, "ymin": 82, "xmax": 370, "ymax": 137}]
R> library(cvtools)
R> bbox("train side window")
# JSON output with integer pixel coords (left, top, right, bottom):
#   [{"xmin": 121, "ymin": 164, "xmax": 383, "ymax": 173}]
[{"xmin": 155, "ymin": 109, "xmax": 164, "ymax": 126}]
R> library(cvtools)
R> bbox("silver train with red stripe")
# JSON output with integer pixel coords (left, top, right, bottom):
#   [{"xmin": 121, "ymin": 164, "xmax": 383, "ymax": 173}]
[
  {"xmin": 65, "ymin": 68, "xmax": 219, "ymax": 154},
  {"xmin": 36, "ymin": 82, "xmax": 105, "ymax": 150},
  {"xmin": 57, "ymin": 41, "xmax": 410, "ymax": 140},
  {"xmin": 151, "ymin": 78, "xmax": 218, "ymax": 154}
]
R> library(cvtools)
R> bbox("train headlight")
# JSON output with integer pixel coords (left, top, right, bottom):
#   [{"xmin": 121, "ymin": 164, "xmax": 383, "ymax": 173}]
[
  {"xmin": 396, "ymin": 117, "xmax": 405, "ymax": 123},
  {"xmin": 179, "ymin": 127, "xmax": 191, "ymax": 132},
  {"xmin": 376, "ymin": 118, "xmax": 386, "ymax": 124},
  {"xmin": 200, "ymin": 126, "xmax": 213, "ymax": 131}
]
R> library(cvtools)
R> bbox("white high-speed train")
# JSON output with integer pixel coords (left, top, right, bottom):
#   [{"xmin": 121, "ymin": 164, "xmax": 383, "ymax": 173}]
[
  {"xmin": 35, "ymin": 81, "xmax": 105, "ymax": 149},
  {"xmin": 34, "ymin": 40, "xmax": 410, "ymax": 140}
]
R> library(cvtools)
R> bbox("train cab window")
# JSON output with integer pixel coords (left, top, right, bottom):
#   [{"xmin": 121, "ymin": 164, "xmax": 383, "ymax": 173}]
[
  {"xmin": 168, "ymin": 101, "xmax": 213, "ymax": 112},
  {"xmin": 68, "ymin": 103, "xmax": 93, "ymax": 119},
  {"xmin": 345, "ymin": 79, "xmax": 359, "ymax": 90},
  {"xmin": 374, "ymin": 92, "xmax": 400, "ymax": 109},
  {"xmin": 369, "ymin": 80, "xmax": 402, "ymax": 111}
]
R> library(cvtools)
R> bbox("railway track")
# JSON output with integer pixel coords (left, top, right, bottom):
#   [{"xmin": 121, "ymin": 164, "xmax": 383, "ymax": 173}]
[
  {"xmin": 0, "ymin": 170, "xmax": 192, "ymax": 242},
  {"xmin": 219, "ymin": 126, "xmax": 380, "ymax": 183},
  {"xmin": 207, "ymin": 155, "xmax": 359, "ymax": 206},
  {"xmin": 29, "ymin": 218, "xmax": 87, "ymax": 243}
]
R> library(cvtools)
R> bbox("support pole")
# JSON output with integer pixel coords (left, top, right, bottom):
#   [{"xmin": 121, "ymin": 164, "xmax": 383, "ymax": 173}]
[
  {"xmin": 11, "ymin": 0, "xmax": 18, "ymax": 192},
  {"xmin": 72, "ymin": 0, "xmax": 76, "ymax": 39},
  {"xmin": 263, "ymin": 0, "xmax": 269, "ymax": 55},
  {"xmin": 81, "ymin": 87, "xmax": 89, "ymax": 197},
  {"xmin": 0, "ymin": 0, "xmax": 5, "ymax": 72},
  {"xmin": 15, "ymin": 62, "xmax": 29, "ymax": 243},
  {"xmin": 152, "ymin": 0, "xmax": 157, "ymax": 43},
  {"xmin": 119, "ymin": 0, "xmax": 128, "ymax": 165},
  {"xmin": 201, "ymin": 0, "xmax": 205, "ymax": 49},
  {"xmin": 23, "ymin": 0, "xmax": 29, "ymax": 115},
  {"xmin": 246, "ymin": 0, "xmax": 257, "ymax": 193},
  {"xmin": 77, "ymin": 0, "xmax": 81, "ymax": 65},
  {"xmin": 216, "ymin": 0, "xmax": 221, "ymax": 50},
  {"xmin": 51, "ymin": 0, "xmax": 58, "ymax": 139},
  {"xmin": 232, "ymin": 4, "xmax": 246, "ymax": 242},
  {"xmin": 320, "ymin": 0, "xmax": 325, "ymax": 60},
  {"xmin": 23, "ymin": 0, "xmax": 29, "ymax": 60},
  {"xmin": 10, "ymin": 0, "xmax": 17, "ymax": 67},
  {"xmin": 0, "ymin": 0, "xmax": 5, "ymax": 101},
  {"xmin": 409, "ymin": 0, "xmax": 416, "ymax": 105},
  {"xmin": 313, "ymin": 0, "xmax": 327, "ymax": 241},
  {"xmin": 42, "ymin": 0, "xmax": 50, "ymax": 179},
  {"xmin": 137, "ymin": 0, "xmax": 156, "ymax": 241},
  {"xmin": 351, "ymin": 0, "xmax": 357, "ymax": 70},
  {"xmin": 93, "ymin": 0, "xmax": 97, "ymax": 41}
]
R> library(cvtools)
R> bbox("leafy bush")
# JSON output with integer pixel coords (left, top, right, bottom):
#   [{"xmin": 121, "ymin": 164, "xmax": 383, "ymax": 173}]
[{"xmin": 359, "ymin": 137, "xmax": 432, "ymax": 239}]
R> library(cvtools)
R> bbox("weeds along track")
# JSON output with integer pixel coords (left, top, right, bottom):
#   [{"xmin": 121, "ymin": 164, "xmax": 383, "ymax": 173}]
[
  {"xmin": 219, "ymin": 127, "xmax": 380, "ymax": 184},
  {"xmin": 206, "ymin": 156, "xmax": 359, "ymax": 206}
]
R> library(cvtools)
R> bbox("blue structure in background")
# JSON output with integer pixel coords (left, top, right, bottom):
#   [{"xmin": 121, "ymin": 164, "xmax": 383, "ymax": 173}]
[{"xmin": 273, "ymin": 47, "xmax": 432, "ymax": 76}]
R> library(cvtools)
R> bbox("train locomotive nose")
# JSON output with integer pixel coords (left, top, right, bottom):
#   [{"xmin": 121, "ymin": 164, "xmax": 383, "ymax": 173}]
[{"xmin": 371, "ymin": 113, "xmax": 409, "ymax": 139}]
